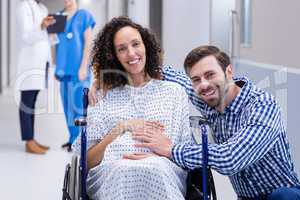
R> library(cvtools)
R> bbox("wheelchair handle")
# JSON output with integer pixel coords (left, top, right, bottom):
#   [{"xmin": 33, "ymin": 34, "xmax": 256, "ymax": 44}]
[
  {"xmin": 74, "ymin": 118, "xmax": 87, "ymax": 126},
  {"xmin": 83, "ymin": 88, "xmax": 89, "ymax": 117}
]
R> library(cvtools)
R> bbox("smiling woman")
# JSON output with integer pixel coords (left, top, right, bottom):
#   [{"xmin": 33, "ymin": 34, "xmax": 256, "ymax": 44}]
[
  {"xmin": 72, "ymin": 16, "xmax": 195, "ymax": 200},
  {"xmin": 113, "ymin": 26, "xmax": 147, "ymax": 86},
  {"xmin": 91, "ymin": 16, "xmax": 162, "ymax": 89}
]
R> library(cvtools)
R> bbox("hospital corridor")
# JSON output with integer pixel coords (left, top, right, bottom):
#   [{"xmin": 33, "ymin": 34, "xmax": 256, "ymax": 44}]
[{"xmin": 1, "ymin": 0, "xmax": 300, "ymax": 199}]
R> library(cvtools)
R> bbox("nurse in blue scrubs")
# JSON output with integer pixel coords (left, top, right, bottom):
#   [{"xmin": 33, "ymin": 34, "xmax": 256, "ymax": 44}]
[{"xmin": 55, "ymin": 0, "xmax": 95, "ymax": 151}]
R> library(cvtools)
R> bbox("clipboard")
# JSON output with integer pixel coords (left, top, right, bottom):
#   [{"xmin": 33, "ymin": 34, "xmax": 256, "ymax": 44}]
[{"xmin": 47, "ymin": 14, "xmax": 67, "ymax": 33}]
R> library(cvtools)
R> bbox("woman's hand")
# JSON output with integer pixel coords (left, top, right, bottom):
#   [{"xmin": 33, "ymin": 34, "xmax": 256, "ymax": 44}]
[
  {"xmin": 112, "ymin": 119, "xmax": 161, "ymax": 139},
  {"xmin": 124, "ymin": 119, "xmax": 149, "ymax": 131},
  {"xmin": 123, "ymin": 119, "xmax": 164, "ymax": 132},
  {"xmin": 88, "ymin": 79, "xmax": 100, "ymax": 106},
  {"xmin": 123, "ymin": 152, "xmax": 156, "ymax": 160}
]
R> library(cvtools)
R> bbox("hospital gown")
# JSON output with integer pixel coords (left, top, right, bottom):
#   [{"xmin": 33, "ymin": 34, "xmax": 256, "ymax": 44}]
[{"xmin": 73, "ymin": 79, "xmax": 194, "ymax": 200}]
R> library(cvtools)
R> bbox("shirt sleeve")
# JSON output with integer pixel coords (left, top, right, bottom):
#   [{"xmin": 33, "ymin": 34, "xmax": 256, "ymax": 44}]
[
  {"xmin": 162, "ymin": 65, "xmax": 206, "ymax": 112},
  {"xmin": 82, "ymin": 10, "xmax": 96, "ymax": 31},
  {"xmin": 176, "ymin": 86, "xmax": 194, "ymax": 145},
  {"xmin": 16, "ymin": 2, "xmax": 49, "ymax": 45},
  {"xmin": 172, "ymin": 99, "xmax": 282, "ymax": 175}
]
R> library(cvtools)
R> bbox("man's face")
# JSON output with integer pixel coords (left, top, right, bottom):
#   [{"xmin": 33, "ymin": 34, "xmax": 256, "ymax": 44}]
[{"xmin": 189, "ymin": 55, "xmax": 232, "ymax": 110}]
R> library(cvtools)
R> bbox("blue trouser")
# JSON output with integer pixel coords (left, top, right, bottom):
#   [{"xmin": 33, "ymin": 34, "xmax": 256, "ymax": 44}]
[
  {"xmin": 239, "ymin": 185, "xmax": 300, "ymax": 200},
  {"xmin": 19, "ymin": 90, "xmax": 40, "ymax": 141},
  {"xmin": 267, "ymin": 185, "xmax": 300, "ymax": 200},
  {"xmin": 60, "ymin": 76, "xmax": 90, "ymax": 144}
]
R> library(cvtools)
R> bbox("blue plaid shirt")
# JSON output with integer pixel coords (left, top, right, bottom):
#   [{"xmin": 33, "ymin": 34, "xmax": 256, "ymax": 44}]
[{"xmin": 162, "ymin": 66, "xmax": 299, "ymax": 198}]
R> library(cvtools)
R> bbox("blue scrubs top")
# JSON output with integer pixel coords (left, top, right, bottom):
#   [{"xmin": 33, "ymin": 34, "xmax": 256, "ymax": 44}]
[{"xmin": 55, "ymin": 9, "xmax": 95, "ymax": 80}]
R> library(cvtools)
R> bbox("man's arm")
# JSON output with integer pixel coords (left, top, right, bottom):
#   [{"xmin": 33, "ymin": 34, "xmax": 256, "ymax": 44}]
[
  {"xmin": 172, "ymin": 100, "xmax": 282, "ymax": 175},
  {"xmin": 162, "ymin": 66, "xmax": 206, "ymax": 111},
  {"xmin": 89, "ymin": 65, "xmax": 207, "ymax": 107},
  {"xmin": 133, "ymin": 98, "xmax": 282, "ymax": 176}
]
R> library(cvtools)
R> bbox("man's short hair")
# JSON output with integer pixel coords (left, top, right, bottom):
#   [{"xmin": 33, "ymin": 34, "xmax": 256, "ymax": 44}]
[{"xmin": 184, "ymin": 45, "xmax": 231, "ymax": 74}]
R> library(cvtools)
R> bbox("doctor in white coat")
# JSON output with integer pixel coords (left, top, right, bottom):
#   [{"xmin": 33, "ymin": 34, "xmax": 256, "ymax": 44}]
[{"xmin": 16, "ymin": 0, "xmax": 54, "ymax": 154}]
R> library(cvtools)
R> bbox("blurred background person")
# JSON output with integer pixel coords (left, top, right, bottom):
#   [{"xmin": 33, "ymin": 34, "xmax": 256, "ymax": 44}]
[
  {"xmin": 54, "ymin": 0, "xmax": 95, "ymax": 152},
  {"xmin": 16, "ymin": 0, "xmax": 55, "ymax": 154}
]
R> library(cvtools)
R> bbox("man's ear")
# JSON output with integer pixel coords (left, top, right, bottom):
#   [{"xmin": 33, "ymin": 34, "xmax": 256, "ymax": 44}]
[{"xmin": 225, "ymin": 64, "xmax": 233, "ymax": 79}]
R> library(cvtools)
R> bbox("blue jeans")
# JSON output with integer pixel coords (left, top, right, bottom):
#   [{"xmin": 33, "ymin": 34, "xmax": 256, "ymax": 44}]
[{"xmin": 267, "ymin": 185, "xmax": 300, "ymax": 200}]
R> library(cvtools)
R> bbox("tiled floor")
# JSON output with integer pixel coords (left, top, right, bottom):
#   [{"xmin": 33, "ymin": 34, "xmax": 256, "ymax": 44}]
[{"xmin": 0, "ymin": 86, "xmax": 72, "ymax": 200}]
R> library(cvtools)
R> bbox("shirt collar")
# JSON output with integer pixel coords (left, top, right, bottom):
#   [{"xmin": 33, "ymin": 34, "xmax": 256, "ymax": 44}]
[{"xmin": 225, "ymin": 76, "xmax": 252, "ymax": 114}]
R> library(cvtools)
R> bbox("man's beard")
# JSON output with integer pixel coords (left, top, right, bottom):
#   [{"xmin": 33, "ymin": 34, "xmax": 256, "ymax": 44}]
[{"xmin": 208, "ymin": 79, "xmax": 230, "ymax": 110}]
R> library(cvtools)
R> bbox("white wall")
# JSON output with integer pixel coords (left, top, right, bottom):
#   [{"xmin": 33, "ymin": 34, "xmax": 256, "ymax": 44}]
[
  {"xmin": 1, "ymin": 0, "xmax": 9, "ymax": 88},
  {"xmin": 162, "ymin": 0, "xmax": 210, "ymax": 70},
  {"xmin": 127, "ymin": 0, "xmax": 149, "ymax": 27},
  {"xmin": 43, "ymin": 0, "xmax": 63, "ymax": 13},
  {"xmin": 106, "ymin": 0, "xmax": 127, "ymax": 20},
  {"xmin": 10, "ymin": 0, "xmax": 20, "ymax": 88},
  {"xmin": 0, "ymin": 0, "xmax": 21, "ymax": 89},
  {"xmin": 210, "ymin": 0, "xmax": 236, "ymax": 55},
  {"xmin": 237, "ymin": 0, "xmax": 300, "ymax": 68},
  {"xmin": 78, "ymin": 0, "xmax": 107, "ymax": 37}
]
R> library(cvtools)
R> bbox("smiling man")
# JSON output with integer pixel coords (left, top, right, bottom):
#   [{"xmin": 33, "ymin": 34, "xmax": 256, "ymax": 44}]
[{"xmin": 127, "ymin": 45, "xmax": 300, "ymax": 200}]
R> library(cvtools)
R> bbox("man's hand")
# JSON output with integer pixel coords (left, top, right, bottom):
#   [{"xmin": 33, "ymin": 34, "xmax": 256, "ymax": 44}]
[
  {"xmin": 41, "ymin": 16, "xmax": 55, "ymax": 29},
  {"xmin": 131, "ymin": 122, "xmax": 173, "ymax": 158}
]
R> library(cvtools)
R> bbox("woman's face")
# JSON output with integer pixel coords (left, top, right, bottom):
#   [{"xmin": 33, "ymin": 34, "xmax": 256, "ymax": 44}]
[
  {"xmin": 63, "ymin": 0, "xmax": 76, "ymax": 8},
  {"xmin": 113, "ymin": 26, "xmax": 146, "ymax": 78}
]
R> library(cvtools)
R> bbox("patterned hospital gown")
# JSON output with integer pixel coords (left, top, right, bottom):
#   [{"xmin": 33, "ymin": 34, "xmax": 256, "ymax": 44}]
[{"xmin": 73, "ymin": 79, "xmax": 194, "ymax": 200}]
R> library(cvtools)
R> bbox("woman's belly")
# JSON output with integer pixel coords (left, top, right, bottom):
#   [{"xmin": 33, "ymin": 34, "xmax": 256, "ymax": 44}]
[{"xmin": 102, "ymin": 131, "xmax": 151, "ymax": 163}]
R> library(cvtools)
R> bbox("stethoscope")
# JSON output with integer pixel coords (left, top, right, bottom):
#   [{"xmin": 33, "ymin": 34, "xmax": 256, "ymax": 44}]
[{"xmin": 60, "ymin": 10, "xmax": 78, "ymax": 40}]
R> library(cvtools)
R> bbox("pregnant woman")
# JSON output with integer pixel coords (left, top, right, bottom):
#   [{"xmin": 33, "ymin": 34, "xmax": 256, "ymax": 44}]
[{"xmin": 73, "ymin": 16, "xmax": 194, "ymax": 200}]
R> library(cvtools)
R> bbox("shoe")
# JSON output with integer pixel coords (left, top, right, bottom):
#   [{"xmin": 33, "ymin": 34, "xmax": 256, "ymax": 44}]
[
  {"xmin": 25, "ymin": 141, "xmax": 46, "ymax": 154},
  {"xmin": 61, "ymin": 142, "xmax": 72, "ymax": 152},
  {"xmin": 34, "ymin": 140, "xmax": 50, "ymax": 150}
]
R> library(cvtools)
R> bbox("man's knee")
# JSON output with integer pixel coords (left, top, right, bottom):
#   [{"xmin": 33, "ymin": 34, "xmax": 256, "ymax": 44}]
[{"xmin": 268, "ymin": 186, "xmax": 300, "ymax": 200}]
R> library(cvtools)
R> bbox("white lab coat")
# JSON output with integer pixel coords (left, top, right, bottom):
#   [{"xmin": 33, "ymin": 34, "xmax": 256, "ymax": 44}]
[{"xmin": 15, "ymin": 0, "xmax": 51, "ymax": 91}]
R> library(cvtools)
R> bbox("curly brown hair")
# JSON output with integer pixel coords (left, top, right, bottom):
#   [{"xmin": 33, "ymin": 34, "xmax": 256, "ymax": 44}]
[{"xmin": 91, "ymin": 16, "xmax": 163, "ymax": 89}]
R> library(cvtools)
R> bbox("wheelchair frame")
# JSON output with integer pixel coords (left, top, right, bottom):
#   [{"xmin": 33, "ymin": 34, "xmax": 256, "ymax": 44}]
[{"xmin": 62, "ymin": 88, "xmax": 217, "ymax": 200}]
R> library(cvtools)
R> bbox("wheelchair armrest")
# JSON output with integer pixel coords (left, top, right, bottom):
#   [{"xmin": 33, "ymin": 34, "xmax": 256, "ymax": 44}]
[{"xmin": 189, "ymin": 116, "xmax": 209, "ymax": 127}]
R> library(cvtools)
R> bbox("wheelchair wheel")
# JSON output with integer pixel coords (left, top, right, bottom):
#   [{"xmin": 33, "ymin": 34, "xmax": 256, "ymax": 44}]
[{"xmin": 62, "ymin": 155, "xmax": 81, "ymax": 200}]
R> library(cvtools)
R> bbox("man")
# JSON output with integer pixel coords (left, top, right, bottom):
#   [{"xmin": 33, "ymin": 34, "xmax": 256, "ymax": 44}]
[{"xmin": 124, "ymin": 45, "xmax": 300, "ymax": 200}]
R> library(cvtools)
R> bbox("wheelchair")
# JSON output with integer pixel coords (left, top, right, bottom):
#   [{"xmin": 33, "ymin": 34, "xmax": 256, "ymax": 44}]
[{"xmin": 62, "ymin": 88, "xmax": 217, "ymax": 200}]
